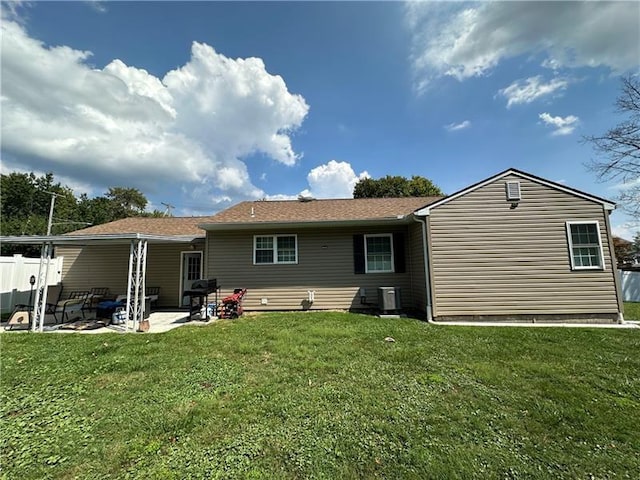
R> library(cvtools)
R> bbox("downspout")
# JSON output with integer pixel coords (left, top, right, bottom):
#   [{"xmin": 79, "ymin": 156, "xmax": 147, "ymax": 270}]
[{"xmin": 413, "ymin": 215, "xmax": 433, "ymax": 321}]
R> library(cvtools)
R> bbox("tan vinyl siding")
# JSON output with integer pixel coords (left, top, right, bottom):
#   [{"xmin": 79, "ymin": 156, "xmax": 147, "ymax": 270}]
[
  {"xmin": 58, "ymin": 245, "xmax": 129, "ymax": 295},
  {"xmin": 428, "ymin": 174, "xmax": 619, "ymax": 317},
  {"xmin": 408, "ymin": 221, "xmax": 427, "ymax": 313},
  {"xmin": 147, "ymin": 244, "xmax": 204, "ymax": 307},
  {"xmin": 207, "ymin": 226, "xmax": 416, "ymax": 311},
  {"xmin": 57, "ymin": 243, "xmax": 202, "ymax": 308}
]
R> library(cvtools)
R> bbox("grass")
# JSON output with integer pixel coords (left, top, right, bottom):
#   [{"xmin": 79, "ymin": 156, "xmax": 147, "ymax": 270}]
[
  {"xmin": 2, "ymin": 312, "xmax": 639, "ymax": 479},
  {"xmin": 624, "ymin": 301, "xmax": 640, "ymax": 320}
]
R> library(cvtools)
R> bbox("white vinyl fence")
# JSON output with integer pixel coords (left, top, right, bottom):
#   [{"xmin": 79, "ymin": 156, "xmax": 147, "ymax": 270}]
[
  {"xmin": 0, "ymin": 255, "xmax": 63, "ymax": 313},
  {"xmin": 619, "ymin": 270, "xmax": 640, "ymax": 302}
]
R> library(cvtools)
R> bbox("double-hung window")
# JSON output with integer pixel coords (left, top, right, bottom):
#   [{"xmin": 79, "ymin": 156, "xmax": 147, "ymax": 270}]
[
  {"xmin": 365, "ymin": 234, "xmax": 394, "ymax": 273},
  {"xmin": 566, "ymin": 221, "xmax": 604, "ymax": 270},
  {"xmin": 254, "ymin": 235, "xmax": 297, "ymax": 265}
]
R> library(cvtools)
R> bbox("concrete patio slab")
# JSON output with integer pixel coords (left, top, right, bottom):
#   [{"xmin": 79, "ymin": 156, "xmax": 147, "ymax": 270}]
[{"xmin": 3, "ymin": 311, "xmax": 220, "ymax": 334}]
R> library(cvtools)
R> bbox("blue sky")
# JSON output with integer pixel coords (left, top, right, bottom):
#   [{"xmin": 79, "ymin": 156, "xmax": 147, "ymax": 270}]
[{"xmin": 1, "ymin": 1, "xmax": 639, "ymax": 237}]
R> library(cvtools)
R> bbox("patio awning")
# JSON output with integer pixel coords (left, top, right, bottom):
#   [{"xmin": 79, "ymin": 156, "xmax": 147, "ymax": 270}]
[
  {"xmin": 2, "ymin": 233, "xmax": 202, "ymax": 333},
  {"xmin": 1, "ymin": 233, "xmax": 204, "ymax": 246}
]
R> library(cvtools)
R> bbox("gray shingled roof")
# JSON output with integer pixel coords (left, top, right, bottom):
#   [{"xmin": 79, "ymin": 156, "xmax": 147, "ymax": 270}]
[
  {"xmin": 67, "ymin": 216, "xmax": 215, "ymax": 236},
  {"xmin": 202, "ymin": 197, "xmax": 442, "ymax": 225},
  {"xmin": 65, "ymin": 197, "xmax": 442, "ymax": 236}
]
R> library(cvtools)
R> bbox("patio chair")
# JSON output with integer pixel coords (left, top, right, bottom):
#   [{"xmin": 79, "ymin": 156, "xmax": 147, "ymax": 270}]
[
  {"xmin": 43, "ymin": 284, "xmax": 63, "ymax": 310},
  {"xmin": 146, "ymin": 287, "xmax": 160, "ymax": 309},
  {"xmin": 4, "ymin": 305, "xmax": 33, "ymax": 331},
  {"xmin": 87, "ymin": 287, "xmax": 112, "ymax": 311},
  {"xmin": 49, "ymin": 290, "xmax": 90, "ymax": 324},
  {"xmin": 5, "ymin": 284, "xmax": 63, "ymax": 330}
]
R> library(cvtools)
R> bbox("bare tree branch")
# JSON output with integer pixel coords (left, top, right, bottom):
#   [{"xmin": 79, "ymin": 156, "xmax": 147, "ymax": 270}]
[{"xmin": 585, "ymin": 75, "xmax": 640, "ymax": 218}]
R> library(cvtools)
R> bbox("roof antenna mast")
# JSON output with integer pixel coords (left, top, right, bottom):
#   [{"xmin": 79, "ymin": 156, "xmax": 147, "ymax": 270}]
[{"xmin": 161, "ymin": 202, "xmax": 175, "ymax": 217}]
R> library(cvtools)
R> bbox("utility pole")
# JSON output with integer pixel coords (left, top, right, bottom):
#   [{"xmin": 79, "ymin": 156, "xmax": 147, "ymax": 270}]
[
  {"xmin": 44, "ymin": 191, "xmax": 62, "ymax": 235},
  {"xmin": 34, "ymin": 191, "xmax": 62, "ymax": 332}
]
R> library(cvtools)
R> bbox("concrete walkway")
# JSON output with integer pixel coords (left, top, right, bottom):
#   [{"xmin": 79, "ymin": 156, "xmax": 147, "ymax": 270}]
[{"xmin": 429, "ymin": 320, "xmax": 640, "ymax": 329}]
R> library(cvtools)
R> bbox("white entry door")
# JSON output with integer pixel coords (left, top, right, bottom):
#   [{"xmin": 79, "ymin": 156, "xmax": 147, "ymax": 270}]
[{"xmin": 181, "ymin": 251, "xmax": 203, "ymax": 306}]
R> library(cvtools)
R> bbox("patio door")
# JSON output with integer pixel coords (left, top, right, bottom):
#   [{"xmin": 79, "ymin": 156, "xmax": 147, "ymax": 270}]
[{"xmin": 180, "ymin": 251, "xmax": 203, "ymax": 307}]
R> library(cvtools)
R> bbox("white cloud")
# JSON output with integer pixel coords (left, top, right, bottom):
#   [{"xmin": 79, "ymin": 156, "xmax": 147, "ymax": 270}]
[
  {"xmin": 103, "ymin": 59, "xmax": 176, "ymax": 116},
  {"xmin": 265, "ymin": 193, "xmax": 298, "ymax": 201},
  {"xmin": 299, "ymin": 160, "xmax": 369, "ymax": 199},
  {"xmin": 1, "ymin": 1, "xmax": 28, "ymax": 22},
  {"xmin": 407, "ymin": 1, "xmax": 639, "ymax": 91},
  {"xmin": 0, "ymin": 19, "xmax": 309, "ymax": 208},
  {"xmin": 444, "ymin": 120, "xmax": 471, "ymax": 132},
  {"xmin": 163, "ymin": 42, "xmax": 308, "ymax": 167},
  {"xmin": 499, "ymin": 76, "xmax": 568, "ymax": 108},
  {"xmin": 86, "ymin": 1, "xmax": 107, "ymax": 14},
  {"xmin": 539, "ymin": 112, "xmax": 579, "ymax": 136}
]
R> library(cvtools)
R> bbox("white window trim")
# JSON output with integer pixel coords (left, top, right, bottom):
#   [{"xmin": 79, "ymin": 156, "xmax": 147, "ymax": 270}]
[
  {"xmin": 364, "ymin": 233, "xmax": 395, "ymax": 274},
  {"xmin": 179, "ymin": 251, "xmax": 203, "ymax": 306},
  {"xmin": 566, "ymin": 221, "xmax": 606, "ymax": 271},
  {"xmin": 253, "ymin": 234, "xmax": 298, "ymax": 265}
]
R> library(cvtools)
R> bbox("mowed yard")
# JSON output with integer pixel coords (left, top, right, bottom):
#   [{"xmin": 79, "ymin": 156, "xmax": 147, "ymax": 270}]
[{"xmin": 2, "ymin": 312, "xmax": 639, "ymax": 479}]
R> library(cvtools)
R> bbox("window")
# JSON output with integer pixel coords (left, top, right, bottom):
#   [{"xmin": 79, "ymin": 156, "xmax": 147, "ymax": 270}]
[
  {"xmin": 365, "ymin": 234, "xmax": 394, "ymax": 273},
  {"xmin": 254, "ymin": 235, "xmax": 297, "ymax": 264},
  {"xmin": 566, "ymin": 221, "xmax": 604, "ymax": 270},
  {"xmin": 353, "ymin": 233, "xmax": 405, "ymax": 274}
]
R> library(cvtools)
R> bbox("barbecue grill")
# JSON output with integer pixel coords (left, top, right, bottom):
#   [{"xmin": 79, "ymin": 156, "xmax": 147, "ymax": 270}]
[{"xmin": 183, "ymin": 278, "xmax": 219, "ymax": 320}]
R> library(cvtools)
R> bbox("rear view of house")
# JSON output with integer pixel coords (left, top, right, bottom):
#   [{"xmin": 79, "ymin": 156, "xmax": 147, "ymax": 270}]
[
  {"xmin": 1, "ymin": 168, "xmax": 624, "ymax": 324},
  {"xmin": 202, "ymin": 168, "xmax": 622, "ymax": 323}
]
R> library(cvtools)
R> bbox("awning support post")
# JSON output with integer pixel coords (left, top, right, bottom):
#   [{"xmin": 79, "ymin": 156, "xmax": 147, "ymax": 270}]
[
  {"xmin": 125, "ymin": 238, "xmax": 147, "ymax": 332},
  {"xmin": 32, "ymin": 241, "xmax": 53, "ymax": 332}
]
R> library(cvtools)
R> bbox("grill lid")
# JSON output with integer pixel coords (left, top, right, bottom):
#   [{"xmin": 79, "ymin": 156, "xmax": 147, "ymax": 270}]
[{"xmin": 184, "ymin": 278, "xmax": 217, "ymax": 294}]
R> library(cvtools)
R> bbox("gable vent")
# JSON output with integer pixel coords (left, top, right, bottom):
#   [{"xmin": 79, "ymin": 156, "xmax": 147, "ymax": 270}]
[{"xmin": 505, "ymin": 181, "xmax": 521, "ymax": 201}]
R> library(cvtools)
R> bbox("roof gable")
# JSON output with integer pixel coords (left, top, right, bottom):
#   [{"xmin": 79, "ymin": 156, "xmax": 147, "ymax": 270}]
[{"xmin": 416, "ymin": 168, "xmax": 615, "ymax": 215}]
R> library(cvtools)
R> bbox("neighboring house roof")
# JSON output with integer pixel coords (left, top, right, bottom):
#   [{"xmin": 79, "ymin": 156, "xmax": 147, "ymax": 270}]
[
  {"xmin": 199, "ymin": 197, "xmax": 442, "ymax": 229},
  {"xmin": 416, "ymin": 168, "xmax": 616, "ymax": 215},
  {"xmin": 67, "ymin": 216, "xmax": 214, "ymax": 237},
  {"xmin": 613, "ymin": 236, "xmax": 633, "ymax": 246}
]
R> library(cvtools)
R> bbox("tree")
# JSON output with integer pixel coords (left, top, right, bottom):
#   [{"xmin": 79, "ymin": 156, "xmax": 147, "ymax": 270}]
[
  {"xmin": 1, "ymin": 172, "xmax": 159, "ymax": 256},
  {"xmin": 0, "ymin": 172, "xmax": 78, "ymax": 256},
  {"xmin": 353, "ymin": 175, "xmax": 443, "ymax": 198},
  {"xmin": 585, "ymin": 75, "xmax": 640, "ymax": 218},
  {"xmin": 105, "ymin": 187, "xmax": 148, "ymax": 218},
  {"xmin": 612, "ymin": 236, "xmax": 635, "ymax": 265}
]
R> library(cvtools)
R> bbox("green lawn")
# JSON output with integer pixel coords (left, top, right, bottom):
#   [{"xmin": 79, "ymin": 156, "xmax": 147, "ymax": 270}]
[
  {"xmin": 624, "ymin": 301, "xmax": 640, "ymax": 320},
  {"xmin": 2, "ymin": 312, "xmax": 639, "ymax": 479}
]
